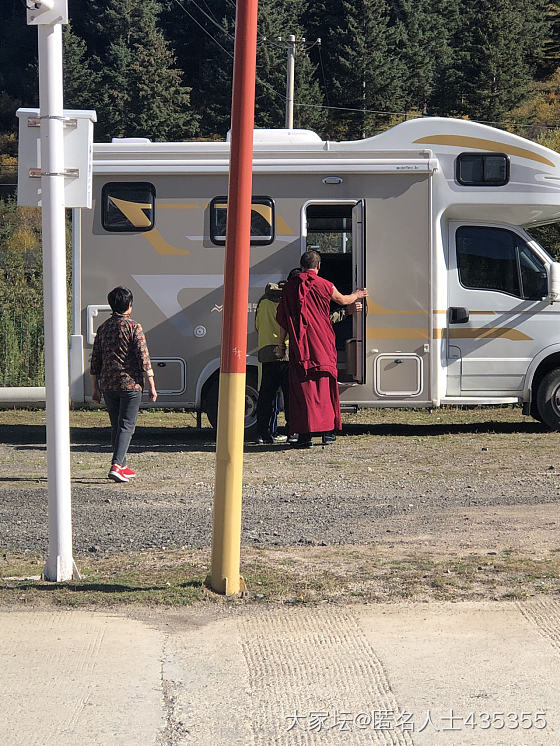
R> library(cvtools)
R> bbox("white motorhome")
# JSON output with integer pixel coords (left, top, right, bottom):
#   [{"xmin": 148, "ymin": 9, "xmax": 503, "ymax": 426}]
[{"xmin": 69, "ymin": 117, "xmax": 560, "ymax": 431}]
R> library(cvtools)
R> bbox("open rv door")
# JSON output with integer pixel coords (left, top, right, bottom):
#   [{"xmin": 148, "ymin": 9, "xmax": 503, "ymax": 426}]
[{"xmin": 346, "ymin": 200, "xmax": 366, "ymax": 383}]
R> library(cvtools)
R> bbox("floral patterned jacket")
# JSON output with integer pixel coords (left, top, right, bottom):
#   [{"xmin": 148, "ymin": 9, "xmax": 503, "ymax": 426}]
[{"xmin": 90, "ymin": 313, "xmax": 152, "ymax": 391}]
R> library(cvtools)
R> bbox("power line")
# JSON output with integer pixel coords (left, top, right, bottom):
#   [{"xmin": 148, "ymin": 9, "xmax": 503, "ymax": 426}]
[
  {"xmin": 294, "ymin": 101, "xmax": 560, "ymax": 130},
  {"xmin": 317, "ymin": 44, "xmax": 329, "ymax": 106},
  {"xmin": 254, "ymin": 73, "xmax": 286, "ymax": 106},
  {"xmin": 173, "ymin": 0, "xmax": 282, "ymax": 53},
  {"xmin": 295, "ymin": 102, "xmax": 415, "ymax": 116},
  {"xmin": 170, "ymin": 0, "xmax": 234, "ymax": 59},
  {"xmin": 169, "ymin": 0, "xmax": 287, "ymax": 108},
  {"xmin": 181, "ymin": 0, "xmax": 235, "ymax": 43}
]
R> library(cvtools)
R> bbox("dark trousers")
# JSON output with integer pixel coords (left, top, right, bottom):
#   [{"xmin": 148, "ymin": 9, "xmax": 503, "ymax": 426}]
[
  {"xmin": 103, "ymin": 390, "xmax": 142, "ymax": 467},
  {"xmin": 256, "ymin": 361, "xmax": 290, "ymax": 438}
]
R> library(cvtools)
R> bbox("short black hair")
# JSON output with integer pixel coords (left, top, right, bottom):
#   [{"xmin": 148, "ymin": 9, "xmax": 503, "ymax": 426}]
[
  {"xmin": 108, "ymin": 286, "xmax": 133, "ymax": 314},
  {"xmin": 300, "ymin": 250, "xmax": 321, "ymax": 270},
  {"xmin": 287, "ymin": 267, "xmax": 301, "ymax": 280}
]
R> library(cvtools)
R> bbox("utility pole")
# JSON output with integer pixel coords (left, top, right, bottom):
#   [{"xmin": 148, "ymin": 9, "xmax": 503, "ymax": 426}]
[
  {"xmin": 207, "ymin": 0, "xmax": 258, "ymax": 596},
  {"xmin": 26, "ymin": 0, "xmax": 78, "ymax": 581},
  {"xmin": 285, "ymin": 34, "xmax": 295, "ymax": 128},
  {"xmin": 280, "ymin": 35, "xmax": 321, "ymax": 129}
]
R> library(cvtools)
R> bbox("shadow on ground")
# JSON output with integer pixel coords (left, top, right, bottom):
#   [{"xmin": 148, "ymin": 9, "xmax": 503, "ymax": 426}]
[
  {"xmin": 0, "ymin": 419, "xmax": 548, "ymax": 453},
  {"xmin": 341, "ymin": 420, "xmax": 546, "ymax": 437}
]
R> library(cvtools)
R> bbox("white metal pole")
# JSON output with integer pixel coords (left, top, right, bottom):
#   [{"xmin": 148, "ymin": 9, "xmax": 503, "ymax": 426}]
[
  {"xmin": 285, "ymin": 34, "xmax": 295, "ymax": 129},
  {"xmin": 69, "ymin": 207, "xmax": 84, "ymax": 403},
  {"xmin": 71, "ymin": 208, "xmax": 81, "ymax": 336},
  {"xmin": 38, "ymin": 23, "xmax": 77, "ymax": 581}
]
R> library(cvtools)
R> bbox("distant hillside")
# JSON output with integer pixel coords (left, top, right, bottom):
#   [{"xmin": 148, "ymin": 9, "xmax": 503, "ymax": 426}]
[{"xmin": 1, "ymin": 0, "xmax": 558, "ymax": 145}]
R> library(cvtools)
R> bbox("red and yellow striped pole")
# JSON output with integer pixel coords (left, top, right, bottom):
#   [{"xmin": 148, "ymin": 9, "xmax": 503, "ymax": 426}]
[{"xmin": 207, "ymin": 0, "xmax": 258, "ymax": 595}]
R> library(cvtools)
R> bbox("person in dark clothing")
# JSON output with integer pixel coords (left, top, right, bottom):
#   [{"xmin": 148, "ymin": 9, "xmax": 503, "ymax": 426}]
[
  {"xmin": 90, "ymin": 286, "xmax": 157, "ymax": 482},
  {"xmin": 276, "ymin": 251, "xmax": 367, "ymax": 448},
  {"xmin": 255, "ymin": 281, "xmax": 290, "ymax": 443}
]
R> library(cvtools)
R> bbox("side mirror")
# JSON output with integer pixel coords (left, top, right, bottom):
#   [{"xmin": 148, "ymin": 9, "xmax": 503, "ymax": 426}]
[{"xmin": 548, "ymin": 262, "xmax": 560, "ymax": 302}]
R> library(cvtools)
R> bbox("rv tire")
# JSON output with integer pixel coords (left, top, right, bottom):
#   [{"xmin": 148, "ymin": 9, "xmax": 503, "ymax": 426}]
[
  {"xmin": 203, "ymin": 369, "xmax": 259, "ymax": 439},
  {"xmin": 535, "ymin": 368, "xmax": 560, "ymax": 430}
]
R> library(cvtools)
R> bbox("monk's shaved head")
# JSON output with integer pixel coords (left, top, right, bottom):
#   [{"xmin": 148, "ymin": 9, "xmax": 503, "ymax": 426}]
[{"xmin": 300, "ymin": 250, "xmax": 321, "ymax": 270}]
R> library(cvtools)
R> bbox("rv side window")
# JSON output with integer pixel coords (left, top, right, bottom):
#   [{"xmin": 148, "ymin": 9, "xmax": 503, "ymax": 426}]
[
  {"xmin": 210, "ymin": 196, "xmax": 275, "ymax": 245},
  {"xmin": 101, "ymin": 182, "xmax": 156, "ymax": 232},
  {"xmin": 456, "ymin": 226, "xmax": 546, "ymax": 299},
  {"xmin": 456, "ymin": 153, "xmax": 509, "ymax": 186},
  {"xmin": 306, "ymin": 203, "xmax": 353, "ymax": 254}
]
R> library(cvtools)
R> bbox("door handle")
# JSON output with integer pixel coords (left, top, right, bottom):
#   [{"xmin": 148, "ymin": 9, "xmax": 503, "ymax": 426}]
[{"xmin": 449, "ymin": 306, "xmax": 469, "ymax": 324}]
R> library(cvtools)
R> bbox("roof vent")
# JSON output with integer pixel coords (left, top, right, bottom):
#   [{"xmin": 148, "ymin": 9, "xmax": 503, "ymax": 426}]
[
  {"xmin": 226, "ymin": 128, "xmax": 322, "ymax": 145},
  {"xmin": 111, "ymin": 137, "xmax": 151, "ymax": 143}
]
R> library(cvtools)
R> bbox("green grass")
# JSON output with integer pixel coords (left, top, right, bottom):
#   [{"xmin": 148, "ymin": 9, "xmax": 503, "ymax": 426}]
[
  {"xmin": 0, "ymin": 310, "xmax": 45, "ymax": 386},
  {"xmin": 1, "ymin": 546, "xmax": 559, "ymax": 608}
]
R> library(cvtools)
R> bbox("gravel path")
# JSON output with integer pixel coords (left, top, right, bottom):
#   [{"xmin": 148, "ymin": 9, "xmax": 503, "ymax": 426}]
[{"xmin": 2, "ymin": 414, "xmax": 560, "ymax": 555}]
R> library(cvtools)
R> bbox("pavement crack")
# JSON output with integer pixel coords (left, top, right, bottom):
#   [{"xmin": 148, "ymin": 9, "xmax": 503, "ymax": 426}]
[{"xmin": 157, "ymin": 635, "xmax": 190, "ymax": 746}]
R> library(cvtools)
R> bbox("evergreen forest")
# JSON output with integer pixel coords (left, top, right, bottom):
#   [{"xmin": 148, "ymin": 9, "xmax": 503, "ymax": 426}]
[{"xmin": 1, "ymin": 0, "xmax": 560, "ymax": 147}]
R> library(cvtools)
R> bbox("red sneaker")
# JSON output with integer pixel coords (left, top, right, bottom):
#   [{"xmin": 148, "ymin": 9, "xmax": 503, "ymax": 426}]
[
  {"xmin": 121, "ymin": 466, "xmax": 136, "ymax": 479},
  {"xmin": 108, "ymin": 464, "xmax": 129, "ymax": 483}
]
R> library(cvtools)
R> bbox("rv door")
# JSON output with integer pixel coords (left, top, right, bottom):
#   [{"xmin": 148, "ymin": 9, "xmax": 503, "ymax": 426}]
[
  {"xmin": 347, "ymin": 200, "xmax": 366, "ymax": 383},
  {"xmin": 447, "ymin": 222, "xmax": 548, "ymax": 393}
]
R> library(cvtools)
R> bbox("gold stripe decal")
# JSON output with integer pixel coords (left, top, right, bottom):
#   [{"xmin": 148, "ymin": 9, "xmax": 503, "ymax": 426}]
[
  {"xmin": 158, "ymin": 203, "xmax": 200, "ymax": 209},
  {"xmin": 109, "ymin": 196, "xmax": 190, "ymax": 255},
  {"xmin": 370, "ymin": 304, "xmax": 495, "ymax": 317},
  {"xmin": 144, "ymin": 230, "xmax": 190, "ymax": 256},
  {"xmin": 366, "ymin": 328, "xmax": 429, "ymax": 340},
  {"xmin": 368, "ymin": 300, "xmax": 428, "ymax": 316},
  {"xmin": 365, "ymin": 327, "xmax": 532, "ymax": 341},
  {"xmin": 109, "ymin": 196, "xmax": 152, "ymax": 227},
  {"xmin": 433, "ymin": 327, "xmax": 532, "ymax": 341},
  {"xmin": 413, "ymin": 134, "xmax": 555, "ymax": 168},
  {"xmin": 433, "ymin": 309, "xmax": 494, "ymax": 315}
]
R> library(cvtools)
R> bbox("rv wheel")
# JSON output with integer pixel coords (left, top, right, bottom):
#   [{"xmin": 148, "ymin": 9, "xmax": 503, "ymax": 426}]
[
  {"xmin": 535, "ymin": 368, "xmax": 560, "ymax": 430},
  {"xmin": 203, "ymin": 370, "xmax": 259, "ymax": 439}
]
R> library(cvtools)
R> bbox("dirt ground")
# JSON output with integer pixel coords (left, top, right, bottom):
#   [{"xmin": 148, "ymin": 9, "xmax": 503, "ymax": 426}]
[
  {"xmin": 1, "ymin": 405, "xmax": 559, "ymax": 603},
  {"xmin": 2, "ymin": 407, "xmax": 560, "ymax": 746}
]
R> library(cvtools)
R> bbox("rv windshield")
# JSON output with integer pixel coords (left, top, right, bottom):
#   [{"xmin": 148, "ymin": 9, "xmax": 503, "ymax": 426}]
[{"xmin": 525, "ymin": 222, "xmax": 560, "ymax": 262}]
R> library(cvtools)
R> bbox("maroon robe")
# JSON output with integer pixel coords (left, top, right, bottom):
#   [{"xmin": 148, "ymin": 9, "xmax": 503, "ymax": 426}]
[{"xmin": 276, "ymin": 270, "xmax": 342, "ymax": 433}]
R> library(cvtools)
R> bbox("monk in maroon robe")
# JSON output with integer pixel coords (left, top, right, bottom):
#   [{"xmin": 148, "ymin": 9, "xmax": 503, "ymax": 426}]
[{"xmin": 276, "ymin": 250, "xmax": 367, "ymax": 448}]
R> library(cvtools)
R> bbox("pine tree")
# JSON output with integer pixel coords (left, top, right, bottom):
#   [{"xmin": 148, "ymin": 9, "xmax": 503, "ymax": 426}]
[
  {"xmin": 160, "ymin": 0, "xmax": 235, "ymax": 139},
  {"xmin": 456, "ymin": 0, "xmax": 547, "ymax": 123},
  {"xmin": 386, "ymin": 0, "xmax": 461, "ymax": 116},
  {"xmin": 523, "ymin": 0, "xmax": 555, "ymax": 80},
  {"xmin": 305, "ymin": 0, "xmax": 347, "ymax": 99},
  {"xmin": 89, "ymin": 0, "xmax": 198, "ymax": 141},
  {"xmin": 63, "ymin": 24, "xmax": 100, "ymax": 112},
  {"xmin": 425, "ymin": 0, "xmax": 465, "ymax": 116},
  {"xmin": 389, "ymin": 0, "xmax": 426, "ymax": 113},
  {"xmin": 541, "ymin": 3, "xmax": 560, "ymax": 78},
  {"xmin": 165, "ymin": 0, "xmax": 326, "ymax": 138},
  {"xmin": 324, "ymin": 0, "xmax": 404, "ymax": 139},
  {"xmin": 294, "ymin": 46, "xmax": 327, "ymax": 133}
]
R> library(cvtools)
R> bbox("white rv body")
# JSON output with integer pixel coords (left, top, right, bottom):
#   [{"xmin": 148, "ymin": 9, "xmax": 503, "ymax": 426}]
[{"xmin": 71, "ymin": 117, "xmax": 560, "ymax": 430}]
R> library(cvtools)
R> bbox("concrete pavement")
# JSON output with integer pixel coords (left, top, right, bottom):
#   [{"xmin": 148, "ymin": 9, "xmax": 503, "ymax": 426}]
[{"xmin": 0, "ymin": 600, "xmax": 558, "ymax": 745}]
